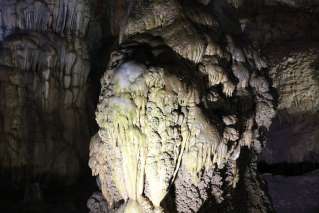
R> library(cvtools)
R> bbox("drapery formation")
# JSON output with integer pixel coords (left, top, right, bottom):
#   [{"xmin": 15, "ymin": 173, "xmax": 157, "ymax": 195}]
[{"xmin": 88, "ymin": 1, "xmax": 275, "ymax": 212}]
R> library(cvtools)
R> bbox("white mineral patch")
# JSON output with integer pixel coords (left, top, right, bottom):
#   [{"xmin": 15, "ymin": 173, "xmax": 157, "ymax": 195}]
[{"xmin": 113, "ymin": 61, "xmax": 145, "ymax": 89}]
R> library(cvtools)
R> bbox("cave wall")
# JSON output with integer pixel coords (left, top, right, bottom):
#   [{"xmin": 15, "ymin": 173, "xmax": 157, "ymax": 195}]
[
  {"xmin": 0, "ymin": 0, "xmax": 99, "ymax": 187},
  {"xmin": 234, "ymin": 1, "xmax": 319, "ymax": 212},
  {"xmin": 235, "ymin": 0, "xmax": 319, "ymax": 164},
  {"xmin": 264, "ymin": 43, "xmax": 319, "ymax": 164},
  {"xmin": 0, "ymin": 0, "xmax": 318, "ymax": 213}
]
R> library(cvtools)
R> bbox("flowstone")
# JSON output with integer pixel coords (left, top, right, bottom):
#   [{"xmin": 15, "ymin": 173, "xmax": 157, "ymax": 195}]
[{"xmin": 88, "ymin": 0, "xmax": 275, "ymax": 212}]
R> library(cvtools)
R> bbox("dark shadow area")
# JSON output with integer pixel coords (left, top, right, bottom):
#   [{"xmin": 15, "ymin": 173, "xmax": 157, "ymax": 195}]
[
  {"xmin": 0, "ymin": 168, "xmax": 98, "ymax": 213},
  {"xmin": 258, "ymin": 161, "xmax": 319, "ymax": 176},
  {"xmin": 261, "ymin": 111, "xmax": 319, "ymax": 164}
]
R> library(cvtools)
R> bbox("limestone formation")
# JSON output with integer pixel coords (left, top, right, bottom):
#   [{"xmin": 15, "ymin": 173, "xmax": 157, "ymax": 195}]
[
  {"xmin": 231, "ymin": 0, "xmax": 319, "ymax": 166},
  {"xmin": 2, "ymin": 0, "xmax": 319, "ymax": 212},
  {"xmin": 261, "ymin": 43, "xmax": 319, "ymax": 164},
  {"xmin": 231, "ymin": 3, "xmax": 319, "ymax": 212},
  {"xmin": 0, "ymin": 0, "xmax": 93, "ymax": 186},
  {"xmin": 0, "ymin": 0, "xmax": 90, "ymax": 40},
  {"xmin": 89, "ymin": 0, "xmax": 275, "ymax": 212}
]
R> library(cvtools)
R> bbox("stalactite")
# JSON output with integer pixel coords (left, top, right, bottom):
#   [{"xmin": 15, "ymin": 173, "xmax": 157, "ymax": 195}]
[
  {"xmin": 87, "ymin": 0, "xmax": 276, "ymax": 212},
  {"xmin": 0, "ymin": 0, "xmax": 93, "ymax": 187}
]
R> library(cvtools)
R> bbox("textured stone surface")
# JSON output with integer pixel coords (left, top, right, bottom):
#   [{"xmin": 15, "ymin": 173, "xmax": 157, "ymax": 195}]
[
  {"xmin": 233, "ymin": 0, "xmax": 319, "ymax": 165},
  {"xmin": 88, "ymin": 192, "xmax": 110, "ymax": 213},
  {"xmin": 237, "ymin": 1, "xmax": 319, "ymax": 49},
  {"xmin": 89, "ymin": 0, "xmax": 275, "ymax": 212},
  {"xmin": 267, "ymin": 43, "xmax": 319, "ymax": 114},
  {"xmin": 0, "ymin": 0, "xmax": 90, "ymax": 40},
  {"xmin": 233, "ymin": 3, "xmax": 319, "ymax": 213},
  {"xmin": 0, "ymin": 0, "xmax": 94, "ymax": 187},
  {"xmin": 2, "ymin": 0, "xmax": 319, "ymax": 212},
  {"xmin": 261, "ymin": 43, "xmax": 319, "ymax": 163}
]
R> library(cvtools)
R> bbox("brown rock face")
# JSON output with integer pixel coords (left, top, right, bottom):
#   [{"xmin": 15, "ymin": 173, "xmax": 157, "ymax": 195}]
[
  {"xmin": 236, "ymin": 0, "xmax": 319, "ymax": 165},
  {"xmin": 234, "ymin": 2, "xmax": 319, "ymax": 212},
  {"xmin": 261, "ymin": 43, "xmax": 319, "ymax": 164},
  {"xmin": 0, "ymin": 0, "xmax": 92, "ymax": 186}
]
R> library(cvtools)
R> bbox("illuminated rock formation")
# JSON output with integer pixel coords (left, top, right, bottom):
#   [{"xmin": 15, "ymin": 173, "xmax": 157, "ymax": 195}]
[{"xmin": 88, "ymin": 0, "xmax": 275, "ymax": 212}]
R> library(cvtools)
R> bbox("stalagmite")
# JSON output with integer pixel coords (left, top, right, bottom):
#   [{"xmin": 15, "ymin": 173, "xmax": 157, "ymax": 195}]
[{"xmin": 88, "ymin": 0, "xmax": 276, "ymax": 212}]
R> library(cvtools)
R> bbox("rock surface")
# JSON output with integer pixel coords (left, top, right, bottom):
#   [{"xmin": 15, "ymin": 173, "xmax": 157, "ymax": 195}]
[
  {"xmin": 0, "ymin": 0, "xmax": 94, "ymax": 187},
  {"xmin": 261, "ymin": 43, "xmax": 319, "ymax": 163},
  {"xmin": 264, "ymin": 170, "xmax": 319, "ymax": 213},
  {"xmin": 1, "ymin": 0, "xmax": 319, "ymax": 212},
  {"xmin": 233, "ymin": 0, "xmax": 319, "ymax": 165},
  {"xmin": 88, "ymin": 0, "xmax": 275, "ymax": 212},
  {"xmin": 236, "ymin": 3, "xmax": 319, "ymax": 213}
]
